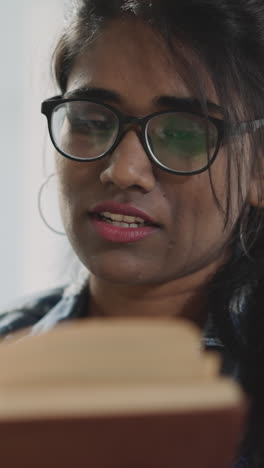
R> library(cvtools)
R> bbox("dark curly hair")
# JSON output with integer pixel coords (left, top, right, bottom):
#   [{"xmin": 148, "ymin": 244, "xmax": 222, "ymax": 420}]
[{"xmin": 52, "ymin": 1, "xmax": 264, "ymax": 465}]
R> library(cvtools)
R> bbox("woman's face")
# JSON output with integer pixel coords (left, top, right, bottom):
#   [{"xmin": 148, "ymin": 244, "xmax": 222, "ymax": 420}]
[{"xmin": 56, "ymin": 19, "xmax": 242, "ymax": 286}]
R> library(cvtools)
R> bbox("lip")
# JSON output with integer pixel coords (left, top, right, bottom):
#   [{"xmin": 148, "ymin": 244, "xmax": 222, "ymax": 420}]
[
  {"xmin": 89, "ymin": 201, "xmax": 160, "ymax": 244},
  {"xmin": 90, "ymin": 218, "xmax": 157, "ymax": 243},
  {"xmin": 90, "ymin": 201, "xmax": 159, "ymax": 225}
]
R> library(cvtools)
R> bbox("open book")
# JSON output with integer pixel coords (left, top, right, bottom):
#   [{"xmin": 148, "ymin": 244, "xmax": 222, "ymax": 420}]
[{"xmin": 0, "ymin": 319, "xmax": 247, "ymax": 467}]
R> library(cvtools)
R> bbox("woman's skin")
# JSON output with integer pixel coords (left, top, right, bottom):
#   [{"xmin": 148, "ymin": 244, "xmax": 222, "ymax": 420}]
[{"xmin": 56, "ymin": 18, "xmax": 258, "ymax": 326}]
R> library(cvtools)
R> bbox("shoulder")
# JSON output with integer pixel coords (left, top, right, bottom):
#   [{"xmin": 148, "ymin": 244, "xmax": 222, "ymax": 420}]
[
  {"xmin": 0, "ymin": 286, "xmax": 65, "ymax": 338},
  {"xmin": 0, "ymin": 270, "xmax": 90, "ymax": 339}
]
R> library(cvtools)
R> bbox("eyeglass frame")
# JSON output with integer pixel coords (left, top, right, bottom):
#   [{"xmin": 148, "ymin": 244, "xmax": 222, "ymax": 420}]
[{"xmin": 41, "ymin": 95, "xmax": 264, "ymax": 176}]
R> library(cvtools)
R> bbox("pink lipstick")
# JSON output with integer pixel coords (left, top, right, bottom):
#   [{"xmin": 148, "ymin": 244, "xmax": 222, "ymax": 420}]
[{"xmin": 89, "ymin": 201, "xmax": 159, "ymax": 243}]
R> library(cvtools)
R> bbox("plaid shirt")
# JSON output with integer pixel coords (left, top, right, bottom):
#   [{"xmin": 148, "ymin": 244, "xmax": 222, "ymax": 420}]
[{"xmin": 0, "ymin": 273, "xmax": 250, "ymax": 467}]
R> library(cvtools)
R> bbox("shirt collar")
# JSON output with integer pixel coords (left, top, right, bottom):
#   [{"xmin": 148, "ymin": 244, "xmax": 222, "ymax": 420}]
[
  {"xmin": 31, "ymin": 270, "xmax": 225, "ymax": 353},
  {"xmin": 30, "ymin": 270, "xmax": 89, "ymax": 336}
]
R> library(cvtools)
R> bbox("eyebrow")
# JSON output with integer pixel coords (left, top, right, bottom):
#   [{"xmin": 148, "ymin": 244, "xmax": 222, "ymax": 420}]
[
  {"xmin": 155, "ymin": 95, "xmax": 225, "ymax": 116},
  {"xmin": 64, "ymin": 86, "xmax": 225, "ymax": 116},
  {"xmin": 65, "ymin": 87, "xmax": 122, "ymax": 103}
]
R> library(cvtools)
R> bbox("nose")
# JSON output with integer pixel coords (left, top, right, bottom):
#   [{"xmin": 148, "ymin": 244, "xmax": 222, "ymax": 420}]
[{"xmin": 99, "ymin": 130, "xmax": 156, "ymax": 192}]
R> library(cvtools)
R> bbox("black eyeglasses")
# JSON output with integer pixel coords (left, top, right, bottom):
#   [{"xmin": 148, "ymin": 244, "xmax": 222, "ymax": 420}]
[{"xmin": 41, "ymin": 96, "xmax": 264, "ymax": 176}]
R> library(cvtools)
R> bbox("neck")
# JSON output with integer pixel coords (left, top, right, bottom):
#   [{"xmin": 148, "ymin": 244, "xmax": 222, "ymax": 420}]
[{"xmin": 88, "ymin": 262, "xmax": 222, "ymax": 329}]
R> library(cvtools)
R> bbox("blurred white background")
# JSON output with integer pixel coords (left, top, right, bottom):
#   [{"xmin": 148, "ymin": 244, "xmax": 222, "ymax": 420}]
[{"xmin": 0, "ymin": 1, "xmax": 74, "ymax": 309}]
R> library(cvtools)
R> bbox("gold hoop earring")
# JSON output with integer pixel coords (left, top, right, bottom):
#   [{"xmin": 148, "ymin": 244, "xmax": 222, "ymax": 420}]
[{"xmin": 38, "ymin": 173, "xmax": 65, "ymax": 236}]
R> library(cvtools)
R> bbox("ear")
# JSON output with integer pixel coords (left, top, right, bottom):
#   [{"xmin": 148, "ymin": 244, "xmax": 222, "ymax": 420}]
[{"xmin": 247, "ymin": 177, "xmax": 264, "ymax": 208}]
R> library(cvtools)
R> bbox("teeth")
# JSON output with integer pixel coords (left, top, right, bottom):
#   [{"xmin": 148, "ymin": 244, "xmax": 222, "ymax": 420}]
[
  {"xmin": 123, "ymin": 215, "xmax": 141, "ymax": 223},
  {"xmin": 101, "ymin": 211, "xmax": 145, "ymax": 224},
  {"xmin": 112, "ymin": 221, "xmax": 129, "ymax": 227},
  {"xmin": 102, "ymin": 212, "xmax": 123, "ymax": 222},
  {"xmin": 105, "ymin": 220, "xmax": 141, "ymax": 228}
]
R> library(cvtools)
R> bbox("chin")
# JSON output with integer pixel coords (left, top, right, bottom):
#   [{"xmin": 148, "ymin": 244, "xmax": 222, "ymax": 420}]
[{"xmin": 83, "ymin": 251, "xmax": 160, "ymax": 286}]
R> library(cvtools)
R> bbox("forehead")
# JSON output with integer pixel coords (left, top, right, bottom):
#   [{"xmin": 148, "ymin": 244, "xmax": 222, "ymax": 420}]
[{"xmin": 67, "ymin": 18, "xmax": 218, "ymax": 113}]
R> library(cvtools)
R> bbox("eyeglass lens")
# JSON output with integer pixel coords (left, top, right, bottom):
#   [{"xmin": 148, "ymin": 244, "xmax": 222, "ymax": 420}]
[
  {"xmin": 51, "ymin": 101, "xmax": 218, "ymax": 172},
  {"xmin": 52, "ymin": 102, "xmax": 119, "ymax": 159}
]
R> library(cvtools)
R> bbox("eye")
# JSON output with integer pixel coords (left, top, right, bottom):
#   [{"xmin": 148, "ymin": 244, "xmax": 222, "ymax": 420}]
[{"xmin": 148, "ymin": 113, "xmax": 218, "ymax": 157}]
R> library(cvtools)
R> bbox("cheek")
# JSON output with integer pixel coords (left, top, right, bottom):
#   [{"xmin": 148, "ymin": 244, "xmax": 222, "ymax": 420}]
[
  {"xmin": 209, "ymin": 146, "xmax": 246, "ymax": 226},
  {"xmin": 56, "ymin": 156, "xmax": 74, "ymax": 221},
  {"xmin": 55, "ymin": 155, "xmax": 95, "ymax": 229},
  {"xmin": 56, "ymin": 154, "xmax": 100, "ymax": 199},
  {"xmin": 163, "ymin": 154, "xmax": 232, "ymax": 251}
]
